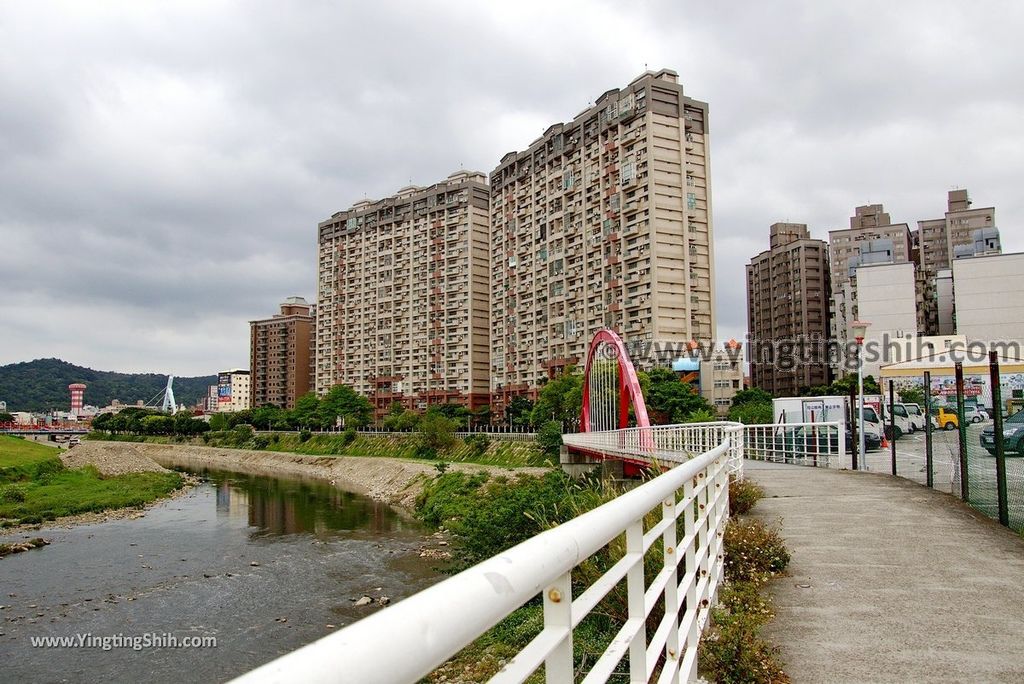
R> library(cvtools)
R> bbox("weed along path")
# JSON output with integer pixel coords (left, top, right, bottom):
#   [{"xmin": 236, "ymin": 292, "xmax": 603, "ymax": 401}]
[{"xmin": 744, "ymin": 459, "xmax": 1024, "ymax": 683}]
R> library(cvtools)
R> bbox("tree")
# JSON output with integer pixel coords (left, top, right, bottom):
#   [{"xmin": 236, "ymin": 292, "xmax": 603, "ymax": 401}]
[
  {"xmin": 318, "ymin": 384, "xmax": 373, "ymax": 428},
  {"xmin": 531, "ymin": 370, "xmax": 582, "ymax": 428},
  {"xmin": 505, "ymin": 396, "xmax": 535, "ymax": 428},
  {"xmin": 383, "ymin": 408, "xmax": 420, "ymax": 432},
  {"xmin": 429, "ymin": 403, "xmax": 471, "ymax": 429},
  {"xmin": 416, "ymin": 412, "xmax": 457, "ymax": 456},
  {"xmin": 0, "ymin": 412, "xmax": 13, "ymax": 423},
  {"xmin": 898, "ymin": 386, "xmax": 925, "ymax": 406},
  {"xmin": 291, "ymin": 392, "xmax": 321, "ymax": 429},
  {"xmin": 208, "ymin": 413, "xmax": 230, "ymax": 431},
  {"xmin": 730, "ymin": 388, "xmax": 772, "ymax": 407},
  {"xmin": 728, "ymin": 401, "xmax": 773, "ymax": 425},
  {"xmin": 90, "ymin": 412, "xmax": 112, "ymax": 431},
  {"xmin": 537, "ymin": 420, "xmax": 563, "ymax": 457},
  {"xmin": 644, "ymin": 367, "xmax": 714, "ymax": 425}
]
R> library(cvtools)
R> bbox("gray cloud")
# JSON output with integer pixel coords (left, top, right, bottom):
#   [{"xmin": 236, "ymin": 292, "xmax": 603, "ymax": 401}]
[{"xmin": 1, "ymin": 0, "xmax": 1021, "ymax": 376}]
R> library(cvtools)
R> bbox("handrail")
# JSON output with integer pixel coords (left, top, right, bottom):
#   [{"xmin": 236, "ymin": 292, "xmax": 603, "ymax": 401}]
[{"xmin": 231, "ymin": 435, "xmax": 733, "ymax": 684}]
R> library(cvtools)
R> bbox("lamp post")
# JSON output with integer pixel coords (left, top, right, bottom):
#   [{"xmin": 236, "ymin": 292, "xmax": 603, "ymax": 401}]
[{"xmin": 851, "ymin": 320, "xmax": 870, "ymax": 471}]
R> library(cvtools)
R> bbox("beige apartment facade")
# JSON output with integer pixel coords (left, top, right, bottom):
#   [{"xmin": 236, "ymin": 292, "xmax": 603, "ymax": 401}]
[
  {"xmin": 316, "ymin": 172, "xmax": 491, "ymax": 419},
  {"xmin": 489, "ymin": 69, "xmax": 715, "ymax": 412},
  {"xmin": 250, "ymin": 297, "xmax": 315, "ymax": 410},
  {"xmin": 210, "ymin": 369, "xmax": 250, "ymax": 413},
  {"xmin": 709, "ymin": 349, "xmax": 745, "ymax": 415},
  {"xmin": 746, "ymin": 223, "xmax": 831, "ymax": 396}
]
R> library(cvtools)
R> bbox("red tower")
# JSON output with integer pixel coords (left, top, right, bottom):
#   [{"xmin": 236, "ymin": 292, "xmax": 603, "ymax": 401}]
[{"xmin": 69, "ymin": 383, "xmax": 86, "ymax": 414}]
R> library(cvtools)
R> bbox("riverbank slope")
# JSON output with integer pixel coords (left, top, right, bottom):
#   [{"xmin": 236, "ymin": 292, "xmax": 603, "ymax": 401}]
[{"xmin": 96, "ymin": 442, "xmax": 550, "ymax": 510}]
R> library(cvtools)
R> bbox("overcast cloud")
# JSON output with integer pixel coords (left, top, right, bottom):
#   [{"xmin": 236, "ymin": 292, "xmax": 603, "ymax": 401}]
[{"xmin": 1, "ymin": 0, "xmax": 1021, "ymax": 375}]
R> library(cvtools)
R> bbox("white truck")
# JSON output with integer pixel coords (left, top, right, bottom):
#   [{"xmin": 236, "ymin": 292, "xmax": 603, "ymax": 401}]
[
  {"xmin": 771, "ymin": 395, "xmax": 884, "ymax": 443},
  {"xmin": 862, "ymin": 395, "xmax": 911, "ymax": 439}
]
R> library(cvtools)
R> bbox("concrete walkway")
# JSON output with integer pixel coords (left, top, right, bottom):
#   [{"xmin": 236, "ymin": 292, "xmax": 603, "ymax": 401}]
[{"xmin": 744, "ymin": 459, "xmax": 1024, "ymax": 683}]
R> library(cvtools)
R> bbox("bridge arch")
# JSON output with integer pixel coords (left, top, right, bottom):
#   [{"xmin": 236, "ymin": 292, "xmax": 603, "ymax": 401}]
[{"xmin": 580, "ymin": 329, "xmax": 651, "ymax": 432}]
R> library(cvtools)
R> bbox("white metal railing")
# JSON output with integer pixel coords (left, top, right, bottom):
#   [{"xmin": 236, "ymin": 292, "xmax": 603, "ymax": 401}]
[
  {"xmin": 741, "ymin": 421, "xmax": 843, "ymax": 468},
  {"xmin": 230, "ymin": 430, "xmax": 735, "ymax": 684},
  {"xmin": 562, "ymin": 421, "xmax": 745, "ymax": 475}
]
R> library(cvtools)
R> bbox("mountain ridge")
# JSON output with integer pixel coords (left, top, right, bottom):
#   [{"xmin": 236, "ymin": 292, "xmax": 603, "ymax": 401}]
[{"xmin": 0, "ymin": 358, "xmax": 217, "ymax": 412}]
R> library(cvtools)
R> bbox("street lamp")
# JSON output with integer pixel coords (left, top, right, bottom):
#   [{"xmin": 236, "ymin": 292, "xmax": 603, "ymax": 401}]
[{"xmin": 851, "ymin": 320, "xmax": 870, "ymax": 470}]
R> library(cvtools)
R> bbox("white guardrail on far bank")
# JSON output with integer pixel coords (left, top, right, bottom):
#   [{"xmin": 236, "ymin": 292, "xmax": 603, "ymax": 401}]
[{"xmin": 230, "ymin": 426, "xmax": 736, "ymax": 684}]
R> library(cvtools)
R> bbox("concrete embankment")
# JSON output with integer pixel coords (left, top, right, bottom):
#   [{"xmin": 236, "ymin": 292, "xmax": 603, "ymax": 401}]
[{"xmin": 84, "ymin": 442, "xmax": 549, "ymax": 510}]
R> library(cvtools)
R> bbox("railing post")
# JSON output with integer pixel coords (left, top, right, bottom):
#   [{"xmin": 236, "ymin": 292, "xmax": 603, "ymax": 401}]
[
  {"xmin": 682, "ymin": 475, "xmax": 698, "ymax": 682},
  {"xmin": 626, "ymin": 519, "xmax": 647, "ymax": 682},
  {"xmin": 662, "ymin": 494, "xmax": 681, "ymax": 672},
  {"xmin": 543, "ymin": 571, "xmax": 573, "ymax": 683},
  {"xmin": 989, "ymin": 351, "xmax": 1009, "ymax": 527},
  {"xmin": 924, "ymin": 370, "xmax": 933, "ymax": 488}
]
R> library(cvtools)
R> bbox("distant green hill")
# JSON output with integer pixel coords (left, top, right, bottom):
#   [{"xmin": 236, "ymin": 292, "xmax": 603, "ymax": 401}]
[{"xmin": 0, "ymin": 358, "xmax": 217, "ymax": 412}]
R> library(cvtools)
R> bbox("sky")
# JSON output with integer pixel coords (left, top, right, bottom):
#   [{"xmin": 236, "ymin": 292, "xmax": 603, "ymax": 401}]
[{"xmin": 1, "ymin": 0, "xmax": 1022, "ymax": 376}]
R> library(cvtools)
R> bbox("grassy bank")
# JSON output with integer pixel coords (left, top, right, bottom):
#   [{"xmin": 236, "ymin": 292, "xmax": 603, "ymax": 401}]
[
  {"xmin": 0, "ymin": 436, "xmax": 182, "ymax": 527},
  {"xmin": 88, "ymin": 430, "xmax": 550, "ymax": 469},
  {"xmin": 414, "ymin": 470, "xmax": 791, "ymax": 682}
]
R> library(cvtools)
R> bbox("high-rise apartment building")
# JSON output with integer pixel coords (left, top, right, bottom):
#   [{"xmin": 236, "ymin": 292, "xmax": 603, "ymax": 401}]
[
  {"xmin": 747, "ymin": 223, "xmax": 831, "ymax": 396},
  {"xmin": 250, "ymin": 297, "xmax": 315, "ymax": 409},
  {"xmin": 489, "ymin": 69, "xmax": 715, "ymax": 410},
  {"xmin": 917, "ymin": 189, "xmax": 999, "ymax": 333},
  {"xmin": 315, "ymin": 171, "xmax": 491, "ymax": 418}
]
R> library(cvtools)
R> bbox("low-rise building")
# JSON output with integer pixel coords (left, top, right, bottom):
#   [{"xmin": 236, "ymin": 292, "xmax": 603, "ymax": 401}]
[{"xmin": 213, "ymin": 369, "xmax": 250, "ymax": 413}]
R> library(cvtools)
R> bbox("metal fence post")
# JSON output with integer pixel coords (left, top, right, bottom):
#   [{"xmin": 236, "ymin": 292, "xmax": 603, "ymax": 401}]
[
  {"xmin": 989, "ymin": 351, "xmax": 1009, "ymax": 527},
  {"xmin": 889, "ymin": 379, "xmax": 897, "ymax": 477},
  {"xmin": 849, "ymin": 383, "xmax": 859, "ymax": 470},
  {"xmin": 543, "ymin": 571, "xmax": 574, "ymax": 683},
  {"xmin": 626, "ymin": 518, "xmax": 647, "ymax": 682},
  {"xmin": 924, "ymin": 371, "xmax": 933, "ymax": 488},
  {"xmin": 955, "ymin": 362, "xmax": 969, "ymax": 501}
]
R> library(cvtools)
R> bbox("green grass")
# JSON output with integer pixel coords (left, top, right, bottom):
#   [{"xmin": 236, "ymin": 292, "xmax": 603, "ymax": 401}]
[
  {"xmin": 0, "ymin": 435, "xmax": 182, "ymax": 527},
  {"xmin": 0, "ymin": 436, "xmax": 64, "ymax": 483}
]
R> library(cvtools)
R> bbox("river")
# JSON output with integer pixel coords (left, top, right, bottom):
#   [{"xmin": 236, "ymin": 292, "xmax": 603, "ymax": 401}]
[{"xmin": 0, "ymin": 467, "xmax": 443, "ymax": 683}]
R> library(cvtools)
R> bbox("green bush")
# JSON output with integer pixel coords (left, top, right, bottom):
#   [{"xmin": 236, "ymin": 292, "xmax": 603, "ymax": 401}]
[
  {"xmin": 464, "ymin": 433, "xmax": 490, "ymax": 458},
  {"xmin": 250, "ymin": 435, "xmax": 270, "ymax": 450},
  {"xmin": 536, "ymin": 420, "xmax": 563, "ymax": 457},
  {"xmin": 699, "ymin": 604, "xmax": 790, "ymax": 683},
  {"xmin": 299, "ymin": 429, "xmax": 312, "ymax": 443},
  {"xmin": 1, "ymin": 484, "xmax": 27, "ymax": 503},
  {"xmin": 723, "ymin": 518, "xmax": 790, "ymax": 584},
  {"xmin": 341, "ymin": 427, "xmax": 357, "ymax": 446},
  {"xmin": 729, "ymin": 477, "xmax": 765, "ymax": 516}
]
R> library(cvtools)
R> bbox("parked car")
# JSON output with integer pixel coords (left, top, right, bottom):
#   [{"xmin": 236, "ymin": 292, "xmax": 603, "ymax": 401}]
[
  {"xmin": 901, "ymin": 403, "xmax": 927, "ymax": 432},
  {"xmin": 964, "ymin": 406, "xmax": 990, "ymax": 423},
  {"xmin": 980, "ymin": 410, "xmax": 1024, "ymax": 456},
  {"xmin": 931, "ymin": 407, "xmax": 959, "ymax": 431}
]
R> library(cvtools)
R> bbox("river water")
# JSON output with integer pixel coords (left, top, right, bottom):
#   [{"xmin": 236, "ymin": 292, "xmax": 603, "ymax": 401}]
[{"xmin": 0, "ymin": 468, "xmax": 442, "ymax": 683}]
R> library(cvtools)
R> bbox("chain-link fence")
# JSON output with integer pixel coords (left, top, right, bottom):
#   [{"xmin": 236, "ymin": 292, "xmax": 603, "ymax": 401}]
[{"xmin": 879, "ymin": 353, "xmax": 1024, "ymax": 533}]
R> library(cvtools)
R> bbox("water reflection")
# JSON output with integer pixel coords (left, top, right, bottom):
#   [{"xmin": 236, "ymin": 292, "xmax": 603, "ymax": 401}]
[{"xmin": 189, "ymin": 468, "xmax": 413, "ymax": 536}]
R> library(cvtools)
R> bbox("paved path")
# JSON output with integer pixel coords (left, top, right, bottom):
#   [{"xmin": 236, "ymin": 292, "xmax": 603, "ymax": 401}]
[{"xmin": 744, "ymin": 459, "xmax": 1024, "ymax": 683}]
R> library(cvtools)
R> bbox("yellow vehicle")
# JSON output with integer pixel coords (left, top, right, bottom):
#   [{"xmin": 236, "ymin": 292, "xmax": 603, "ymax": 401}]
[{"xmin": 931, "ymin": 407, "xmax": 959, "ymax": 431}]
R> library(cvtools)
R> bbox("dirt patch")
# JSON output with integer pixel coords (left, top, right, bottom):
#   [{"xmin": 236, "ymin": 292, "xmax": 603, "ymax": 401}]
[
  {"xmin": 61, "ymin": 441, "xmax": 171, "ymax": 476},
  {"xmin": 98, "ymin": 442, "xmax": 549, "ymax": 510}
]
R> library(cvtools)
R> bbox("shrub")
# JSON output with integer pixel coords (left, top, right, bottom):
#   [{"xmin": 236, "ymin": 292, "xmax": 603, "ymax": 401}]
[
  {"xmin": 723, "ymin": 518, "xmax": 790, "ymax": 584},
  {"xmin": 341, "ymin": 427, "xmax": 357, "ymax": 446},
  {"xmin": 414, "ymin": 444, "xmax": 438, "ymax": 460},
  {"xmin": 729, "ymin": 477, "xmax": 764, "ymax": 516},
  {"xmin": 417, "ymin": 413, "xmax": 457, "ymax": 454},
  {"xmin": 536, "ymin": 421, "xmax": 563, "ymax": 457},
  {"xmin": 299, "ymin": 429, "xmax": 312, "ymax": 443},
  {"xmin": 699, "ymin": 606, "xmax": 790, "ymax": 684},
  {"xmin": 250, "ymin": 435, "xmax": 270, "ymax": 450},
  {"xmin": 434, "ymin": 461, "xmax": 450, "ymax": 475},
  {"xmin": 464, "ymin": 433, "xmax": 490, "ymax": 458},
  {"xmin": 0, "ymin": 484, "xmax": 26, "ymax": 503}
]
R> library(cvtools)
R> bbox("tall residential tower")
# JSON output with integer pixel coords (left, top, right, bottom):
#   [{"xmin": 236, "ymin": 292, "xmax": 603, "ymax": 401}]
[
  {"xmin": 315, "ymin": 171, "xmax": 491, "ymax": 418},
  {"xmin": 489, "ymin": 69, "xmax": 715, "ymax": 410},
  {"xmin": 746, "ymin": 223, "xmax": 831, "ymax": 396}
]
